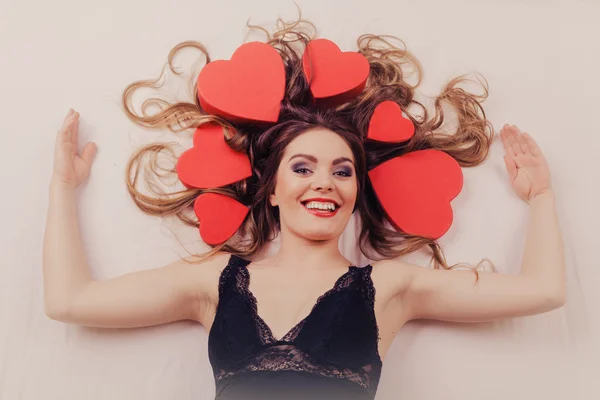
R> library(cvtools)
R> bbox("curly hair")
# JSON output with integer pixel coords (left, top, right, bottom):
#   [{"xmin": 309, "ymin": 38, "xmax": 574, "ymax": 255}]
[{"xmin": 121, "ymin": 16, "xmax": 494, "ymax": 271}]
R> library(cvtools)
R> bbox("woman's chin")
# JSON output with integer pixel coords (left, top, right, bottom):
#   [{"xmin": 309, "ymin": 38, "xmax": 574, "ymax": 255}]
[
  {"xmin": 284, "ymin": 218, "xmax": 350, "ymax": 242},
  {"xmin": 299, "ymin": 228, "xmax": 343, "ymax": 242}
]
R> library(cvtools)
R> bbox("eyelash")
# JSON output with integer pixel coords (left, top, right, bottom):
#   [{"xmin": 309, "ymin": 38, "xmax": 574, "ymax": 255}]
[{"xmin": 293, "ymin": 168, "xmax": 352, "ymax": 177}]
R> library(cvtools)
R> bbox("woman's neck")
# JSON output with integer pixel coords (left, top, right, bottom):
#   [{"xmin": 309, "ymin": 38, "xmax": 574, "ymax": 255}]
[{"xmin": 268, "ymin": 230, "xmax": 350, "ymax": 272}]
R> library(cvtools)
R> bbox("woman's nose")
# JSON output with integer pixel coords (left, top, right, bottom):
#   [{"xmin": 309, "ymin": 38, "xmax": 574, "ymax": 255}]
[{"xmin": 311, "ymin": 172, "xmax": 334, "ymax": 192}]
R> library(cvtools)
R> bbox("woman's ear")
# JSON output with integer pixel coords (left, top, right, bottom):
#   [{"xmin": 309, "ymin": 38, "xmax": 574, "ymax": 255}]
[{"xmin": 269, "ymin": 192, "xmax": 278, "ymax": 207}]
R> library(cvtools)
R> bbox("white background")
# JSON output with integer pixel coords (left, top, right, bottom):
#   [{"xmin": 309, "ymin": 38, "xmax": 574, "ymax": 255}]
[{"xmin": 0, "ymin": 0, "xmax": 598, "ymax": 399}]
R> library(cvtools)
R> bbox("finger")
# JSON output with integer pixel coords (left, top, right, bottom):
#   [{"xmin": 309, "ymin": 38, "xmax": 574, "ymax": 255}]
[
  {"xmin": 80, "ymin": 142, "xmax": 97, "ymax": 166},
  {"xmin": 62, "ymin": 109, "xmax": 74, "ymax": 123},
  {"xmin": 64, "ymin": 122, "xmax": 73, "ymax": 144},
  {"xmin": 500, "ymin": 125, "xmax": 516, "ymax": 157},
  {"xmin": 504, "ymin": 155, "xmax": 518, "ymax": 181},
  {"xmin": 59, "ymin": 113, "xmax": 77, "ymax": 143},
  {"xmin": 58, "ymin": 123, "xmax": 71, "ymax": 144},
  {"xmin": 54, "ymin": 133, "xmax": 73, "ymax": 161},
  {"xmin": 522, "ymin": 132, "xmax": 541, "ymax": 157},
  {"xmin": 506, "ymin": 127, "xmax": 522, "ymax": 156},
  {"xmin": 61, "ymin": 110, "xmax": 76, "ymax": 130},
  {"xmin": 71, "ymin": 112, "xmax": 80, "ymax": 155},
  {"xmin": 520, "ymin": 141, "xmax": 531, "ymax": 155},
  {"xmin": 515, "ymin": 132, "xmax": 530, "ymax": 154},
  {"xmin": 511, "ymin": 125, "xmax": 530, "ymax": 154},
  {"xmin": 63, "ymin": 109, "xmax": 74, "ymax": 122},
  {"xmin": 58, "ymin": 114, "xmax": 73, "ymax": 133}
]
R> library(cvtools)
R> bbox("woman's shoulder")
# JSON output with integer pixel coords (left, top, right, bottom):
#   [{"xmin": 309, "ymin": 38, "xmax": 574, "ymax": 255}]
[
  {"xmin": 370, "ymin": 258, "xmax": 416, "ymax": 298},
  {"xmin": 177, "ymin": 251, "xmax": 235, "ymax": 309},
  {"xmin": 169, "ymin": 251, "xmax": 236, "ymax": 290},
  {"xmin": 181, "ymin": 251, "xmax": 234, "ymax": 270}
]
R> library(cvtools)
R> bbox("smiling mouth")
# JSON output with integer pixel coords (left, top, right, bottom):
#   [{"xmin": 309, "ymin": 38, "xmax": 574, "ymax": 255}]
[{"xmin": 301, "ymin": 200, "xmax": 340, "ymax": 218}]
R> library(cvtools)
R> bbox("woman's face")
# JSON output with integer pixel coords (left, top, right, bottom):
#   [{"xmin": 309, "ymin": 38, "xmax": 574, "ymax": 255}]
[{"xmin": 270, "ymin": 128, "xmax": 358, "ymax": 241}]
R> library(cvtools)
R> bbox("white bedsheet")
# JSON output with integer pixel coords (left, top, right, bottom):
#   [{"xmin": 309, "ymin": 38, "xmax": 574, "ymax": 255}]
[{"xmin": 1, "ymin": 0, "xmax": 598, "ymax": 399}]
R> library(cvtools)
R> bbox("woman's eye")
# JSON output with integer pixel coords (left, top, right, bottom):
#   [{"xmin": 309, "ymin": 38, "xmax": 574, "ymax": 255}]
[
  {"xmin": 335, "ymin": 169, "xmax": 353, "ymax": 177},
  {"xmin": 293, "ymin": 166, "xmax": 352, "ymax": 177}
]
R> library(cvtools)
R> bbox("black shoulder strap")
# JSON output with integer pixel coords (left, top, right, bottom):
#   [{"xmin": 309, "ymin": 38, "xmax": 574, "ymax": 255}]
[
  {"xmin": 218, "ymin": 254, "xmax": 250, "ymax": 297},
  {"xmin": 357, "ymin": 265, "xmax": 376, "ymax": 305}
]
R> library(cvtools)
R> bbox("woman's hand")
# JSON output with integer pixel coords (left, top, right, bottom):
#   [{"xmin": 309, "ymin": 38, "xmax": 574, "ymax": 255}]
[
  {"xmin": 500, "ymin": 124, "xmax": 552, "ymax": 203},
  {"xmin": 53, "ymin": 109, "xmax": 97, "ymax": 188}
]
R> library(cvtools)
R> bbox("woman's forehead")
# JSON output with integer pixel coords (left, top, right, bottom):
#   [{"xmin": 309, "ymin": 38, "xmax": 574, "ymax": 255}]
[{"xmin": 283, "ymin": 128, "xmax": 354, "ymax": 162}]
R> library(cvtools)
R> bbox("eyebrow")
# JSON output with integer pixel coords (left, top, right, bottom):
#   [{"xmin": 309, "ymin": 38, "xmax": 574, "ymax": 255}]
[{"xmin": 288, "ymin": 153, "xmax": 354, "ymax": 166}]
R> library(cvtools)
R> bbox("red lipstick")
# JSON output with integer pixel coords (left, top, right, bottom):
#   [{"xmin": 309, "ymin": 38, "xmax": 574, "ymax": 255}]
[{"xmin": 301, "ymin": 198, "xmax": 340, "ymax": 218}]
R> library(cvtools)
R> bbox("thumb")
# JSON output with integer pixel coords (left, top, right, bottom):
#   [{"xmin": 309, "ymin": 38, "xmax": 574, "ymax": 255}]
[
  {"xmin": 81, "ymin": 142, "xmax": 97, "ymax": 166},
  {"xmin": 503, "ymin": 156, "xmax": 518, "ymax": 181}
]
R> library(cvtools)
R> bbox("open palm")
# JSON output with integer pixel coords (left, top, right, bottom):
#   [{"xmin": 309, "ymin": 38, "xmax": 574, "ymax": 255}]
[
  {"xmin": 53, "ymin": 109, "xmax": 97, "ymax": 188},
  {"xmin": 500, "ymin": 124, "xmax": 551, "ymax": 203}
]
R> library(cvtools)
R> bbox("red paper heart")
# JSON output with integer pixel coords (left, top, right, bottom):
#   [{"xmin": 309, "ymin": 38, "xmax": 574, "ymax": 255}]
[
  {"xmin": 302, "ymin": 39, "xmax": 370, "ymax": 108},
  {"xmin": 176, "ymin": 125, "xmax": 252, "ymax": 189},
  {"xmin": 194, "ymin": 193, "xmax": 249, "ymax": 245},
  {"xmin": 368, "ymin": 150, "xmax": 463, "ymax": 239},
  {"xmin": 197, "ymin": 42, "xmax": 285, "ymax": 123},
  {"xmin": 367, "ymin": 101, "xmax": 415, "ymax": 143}
]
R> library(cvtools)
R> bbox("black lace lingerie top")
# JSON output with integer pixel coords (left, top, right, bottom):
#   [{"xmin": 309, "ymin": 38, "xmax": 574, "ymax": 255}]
[{"xmin": 208, "ymin": 255, "xmax": 383, "ymax": 400}]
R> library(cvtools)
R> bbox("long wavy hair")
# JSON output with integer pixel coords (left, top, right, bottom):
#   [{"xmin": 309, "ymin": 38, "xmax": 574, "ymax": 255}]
[{"xmin": 122, "ymin": 17, "xmax": 495, "ymax": 271}]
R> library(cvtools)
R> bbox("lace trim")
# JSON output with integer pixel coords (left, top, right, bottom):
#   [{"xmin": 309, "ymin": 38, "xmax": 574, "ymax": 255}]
[
  {"xmin": 218, "ymin": 254, "xmax": 249, "ymax": 298},
  {"xmin": 214, "ymin": 344, "xmax": 378, "ymax": 392},
  {"xmin": 360, "ymin": 265, "xmax": 381, "ymax": 347},
  {"xmin": 236, "ymin": 258, "xmax": 357, "ymax": 343}
]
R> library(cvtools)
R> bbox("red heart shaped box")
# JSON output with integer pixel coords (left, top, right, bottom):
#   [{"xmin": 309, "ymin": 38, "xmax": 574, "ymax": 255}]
[
  {"xmin": 176, "ymin": 125, "xmax": 252, "ymax": 189},
  {"xmin": 194, "ymin": 193, "xmax": 249, "ymax": 245},
  {"xmin": 302, "ymin": 39, "xmax": 370, "ymax": 108},
  {"xmin": 368, "ymin": 150, "xmax": 463, "ymax": 239},
  {"xmin": 367, "ymin": 100, "xmax": 415, "ymax": 143},
  {"xmin": 197, "ymin": 41, "xmax": 285, "ymax": 124}
]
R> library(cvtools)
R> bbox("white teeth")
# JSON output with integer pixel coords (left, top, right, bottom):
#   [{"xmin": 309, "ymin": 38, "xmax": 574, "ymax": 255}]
[{"xmin": 305, "ymin": 201, "xmax": 336, "ymax": 211}]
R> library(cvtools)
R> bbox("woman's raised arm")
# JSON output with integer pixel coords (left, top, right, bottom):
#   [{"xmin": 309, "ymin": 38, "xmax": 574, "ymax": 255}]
[
  {"xmin": 376, "ymin": 124, "xmax": 566, "ymax": 323},
  {"xmin": 43, "ymin": 109, "xmax": 223, "ymax": 328}
]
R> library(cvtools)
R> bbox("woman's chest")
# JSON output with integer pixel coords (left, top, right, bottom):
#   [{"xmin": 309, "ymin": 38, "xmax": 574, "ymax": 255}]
[{"xmin": 202, "ymin": 265, "xmax": 407, "ymax": 361}]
